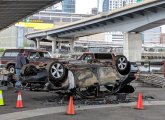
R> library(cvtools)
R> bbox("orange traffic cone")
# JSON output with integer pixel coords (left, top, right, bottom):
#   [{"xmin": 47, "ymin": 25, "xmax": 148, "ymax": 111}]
[
  {"xmin": 67, "ymin": 96, "xmax": 75, "ymax": 115},
  {"xmin": 16, "ymin": 91, "xmax": 24, "ymax": 108},
  {"xmin": 135, "ymin": 92, "xmax": 144, "ymax": 110}
]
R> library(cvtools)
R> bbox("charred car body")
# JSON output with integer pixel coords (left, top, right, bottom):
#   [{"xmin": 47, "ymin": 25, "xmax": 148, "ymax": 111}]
[{"xmin": 21, "ymin": 53, "xmax": 138, "ymax": 98}]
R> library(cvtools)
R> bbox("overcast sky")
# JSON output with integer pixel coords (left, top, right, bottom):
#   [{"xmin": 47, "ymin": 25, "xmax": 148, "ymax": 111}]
[
  {"xmin": 55, "ymin": 0, "xmax": 100, "ymax": 14},
  {"xmin": 76, "ymin": 0, "xmax": 98, "ymax": 14}
]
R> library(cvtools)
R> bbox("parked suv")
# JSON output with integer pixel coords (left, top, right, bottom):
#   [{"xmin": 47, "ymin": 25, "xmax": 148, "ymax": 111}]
[
  {"xmin": 76, "ymin": 52, "xmax": 130, "ymax": 75},
  {"xmin": 0, "ymin": 49, "xmax": 54, "ymax": 73}
]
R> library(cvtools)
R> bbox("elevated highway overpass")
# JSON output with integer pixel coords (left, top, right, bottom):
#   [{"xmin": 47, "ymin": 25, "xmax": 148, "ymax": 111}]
[
  {"xmin": 26, "ymin": 0, "xmax": 165, "ymax": 39},
  {"xmin": 26, "ymin": 0, "xmax": 165, "ymax": 62},
  {"xmin": 0, "ymin": 0, "xmax": 62, "ymax": 31}
]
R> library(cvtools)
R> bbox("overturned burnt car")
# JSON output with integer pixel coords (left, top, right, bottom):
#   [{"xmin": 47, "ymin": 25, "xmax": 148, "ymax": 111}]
[{"xmin": 20, "ymin": 54, "xmax": 138, "ymax": 98}]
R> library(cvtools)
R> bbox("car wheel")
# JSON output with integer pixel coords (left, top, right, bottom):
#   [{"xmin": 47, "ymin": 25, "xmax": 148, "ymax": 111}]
[
  {"xmin": 8, "ymin": 65, "xmax": 15, "ymax": 74},
  {"xmin": 46, "ymin": 61, "xmax": 68, "ymax": 86},
  {"xmin": 21, "ymin": 64, "xmax": 38, "ymax": 76},
  {"xmin": 115, "ymin": 55, "xmax": 130, "ymax": 75}
]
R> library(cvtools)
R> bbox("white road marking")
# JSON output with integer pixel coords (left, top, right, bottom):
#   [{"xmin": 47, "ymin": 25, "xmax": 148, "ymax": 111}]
[{"xmin": 1, "ymin": 101, "xmax": 165, "ymax": 120}]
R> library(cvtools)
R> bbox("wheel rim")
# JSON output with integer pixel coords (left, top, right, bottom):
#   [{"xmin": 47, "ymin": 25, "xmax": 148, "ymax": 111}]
[
  {"xmin": 117, "ymin": 57, "xmax": 127, "ymax": 70},
  {"xmin": 51, "ymin": 63, "xmax": 64, "ymax": 79},
  {"xmin": 9, "ymin": 67, "xmax": 15, "ymax": 73}
]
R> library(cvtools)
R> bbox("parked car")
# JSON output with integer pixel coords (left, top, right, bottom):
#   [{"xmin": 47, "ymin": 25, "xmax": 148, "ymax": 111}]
[
  {"xmin": 0, "ymin": 49, "xmax": 55, "ymax": 73},
  {"xmin": 78, "ymin": 52, "xmax": 115, "ymax": 61},
  {"xmin": 70, "ymin": 52, "xmax": 129, "ymax": 75},
  {"xmin": 20, "ymin": 52, "xmax": 138, "ymax": 98}
]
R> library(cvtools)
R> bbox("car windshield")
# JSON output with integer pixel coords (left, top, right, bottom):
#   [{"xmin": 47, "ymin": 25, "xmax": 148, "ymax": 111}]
[
  {"xmin": 94, "ymin": 53, "xmax": 112, "ymax": 59},
  {"xmin": 39, "ymin": 52, "xmax": 51, "ymax": 58}
]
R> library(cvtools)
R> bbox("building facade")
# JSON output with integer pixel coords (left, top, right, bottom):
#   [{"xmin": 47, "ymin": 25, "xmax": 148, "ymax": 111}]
[
  {"xmin": 0, "ymin": 26, "xmax": 17, "ymax": 49},
  {"xmin": 160, "ymin": 33, "xmax": 165, "ymax": 44},
  {"xmin": 104, "ymin": 32, "xmax": 124, "ymax": 44},
  {"xmin": 102, "ymin": 0, "xmax": 138, "ymax": 12},
  {"xmin": 101, "ymin": 0, "xmax": 162, "ymax": 45},
  {"xmin": 62, "ymin": 0, "xmax": 75, "ymax": 13},
  {"xmin": 102, "ymin": 0, "xmax": 109, "ymax": 12},
  {"xmin": 142, "ymin": 27, "xmax": 161, "ymax": 44},
  {"xmin": 102, "ymin": 0, "xmax": 139, "ymax": 44}
]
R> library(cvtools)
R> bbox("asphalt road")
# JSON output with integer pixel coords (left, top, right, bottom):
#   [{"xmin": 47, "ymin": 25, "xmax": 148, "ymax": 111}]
[
  {"xmin": 1, "ymin": 86, "xmax": 165, "ymax": 120},
  {"xmin": 21, "ymin": 105, "xmax": 165, "ymax": 120}
]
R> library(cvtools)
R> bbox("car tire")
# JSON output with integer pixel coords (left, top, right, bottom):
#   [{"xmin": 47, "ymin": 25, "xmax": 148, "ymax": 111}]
[
  {"xmin": 115, "ymin": 55, "xmax": 130, "ymax": 75},
  {"xmin": 8, "ymin": 65, "xmax": 15, "ymax": 74},
  {"xmin": 46, "ymin": 61, "xmax": 68, "ymax": 86},
  {"xmin": 21, "ymin": 64, "xmax": 38, "ymax": 76}
]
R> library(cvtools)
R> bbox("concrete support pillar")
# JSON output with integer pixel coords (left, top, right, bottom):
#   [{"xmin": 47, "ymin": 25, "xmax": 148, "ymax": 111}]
[
  {"xmin": 52, "ymin": 40, "xmax": 57, "ymax": 54},
  {"xmin": 58, "ymin": 41, "xmax": 61, "ymax": 50},
  {"xmin": 36, "ymin": 38, "xmax": 40, "ymax": 49},
  {"xmin": 123, "ymin": 32, "xmax": 142, "ymax": 62},
  {"xmin": 45, "ymin": 36, "xmax": 57, "ymax": 54},
  {"xmin": 70, "ymin": 40, "xmax": 74, "ymax": 53}
]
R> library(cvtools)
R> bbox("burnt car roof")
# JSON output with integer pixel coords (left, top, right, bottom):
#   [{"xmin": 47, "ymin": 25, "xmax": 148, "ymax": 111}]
[{"xmin": 4, "ymin": 49, "xmax": 48, "ymax": 53}]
